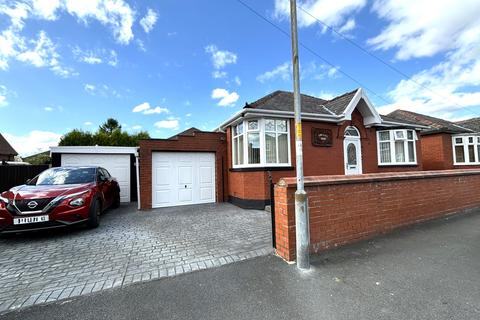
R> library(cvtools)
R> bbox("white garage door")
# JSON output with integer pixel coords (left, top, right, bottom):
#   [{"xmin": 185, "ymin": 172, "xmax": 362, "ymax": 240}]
[
  {"xmin": 61, "ymin": 154, "xmax": 131, "ymax": 202},
  {"xmin": 152, "ymin": 152, "xmax": 215, "ymax": 208}
]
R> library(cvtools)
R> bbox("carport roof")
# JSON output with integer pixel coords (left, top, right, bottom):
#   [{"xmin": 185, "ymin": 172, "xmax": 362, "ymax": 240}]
[{"xmin": 50, "ymin": 146, "xmax": 138, "ymax": 155}]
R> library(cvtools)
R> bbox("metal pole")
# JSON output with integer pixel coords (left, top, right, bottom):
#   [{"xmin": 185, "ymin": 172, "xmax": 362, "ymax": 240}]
[{"xmin": 289, "ymin": 0, "xmax": 310, "ymax": 270}]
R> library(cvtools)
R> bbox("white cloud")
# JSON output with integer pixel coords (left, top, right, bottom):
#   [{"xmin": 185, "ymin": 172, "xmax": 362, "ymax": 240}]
[
  {"xmin": 368, "ymin": 0, "xmax": 480, "ymax": 60},
  {"xmin": 44, "ymin": 106, "xmax": 53, "ymax": 111},
  {"xmin": 338, "ymin": 18, "xmax": 356, "ymax": 34},
  {"xmin": 211, "ymin": 88, "xmax": 239, "ymax": 107},
  {"xmin": 234, "ymin": 76, "xmax": 241, "ymax": 86},
  {"xmin": 84, "ymin": 121, "xmax": 93, "ymax": 126},
  {"xmin": 257, "ymin": 62, "xmax": 290, "ymax": 83},
  {"xmin": 186, "ymin": 113, "xmax": 192, "ymax": 117},
  {"xmin": 16, "ymin": 30, "xmax": 76, "ymax": 77},
  {"xmin": 63, "ymin": 0, "xmax": 135, "ymax": 45},
  {"xmin": 154, "ymin": 118, "xmax": 179, "ymax": 130},
  {"xmin": 0, "ymin": 85, "xmax": 8, "ymax": 107},
  {"xmin": 317, "ymin": 91, "xmax": 336, "ymax": 100},
  {"xmin": 205, "ymin": 45, "xmax": 237, "ymax": 69},
  {"xmin": 273, "ymin": 0, "xmax": 365, "ymax": 32},
  {"xmin": 140, "ymin": 8, "xmax": 158, "ymax": 33},
  {"xmin": 0, "ymin": 27, "xmax": 76, "ymax": 77},
  {"xmin": 0, "ymin": 0, "xmax": 135, "ymax": 45},
  {"xmin": 212, "ymin": 70, "xmax": 227, "ymax": 79},
  {"xmin": 3, "ymin": 130, "xmax": 62, "ymax": 157},
  {"xmin": 84, "ymin": 84, "xmax": 96, "ymax": 94},
  {"xmin": 371, "ymin": 0, "xmax": 480, "ymax": 118},
  {"xmin": 73, "ymin": 47, "xmax": 118, "ymax": 66},
  {"xmin": 132, "ymin": 102, "xmax": 169, "ymax": 115},
  {"xmin": 131, "ymin": 125, "xmax": 142, "ymax": 130},
  {"xmin": 84, "ymin": 83, "xmax": 122, "ymax": 98},
  {"xmin": 257, "ymin": 61, "xmax": 339, "ymax": 83}
]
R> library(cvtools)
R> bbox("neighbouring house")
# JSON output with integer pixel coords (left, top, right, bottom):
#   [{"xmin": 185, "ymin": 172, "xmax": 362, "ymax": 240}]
[
  {"xmin": 138, "ymin": 88, "xmax": 428, "ymax": 210},
  {"xmin": 387, "ymin": 110, "xmax": 480, "ymax": 170},
  {"xmin": 456, "ymin": 117, "xmax": 480, "ymax": 132},
  {"xmin": 0, "ymin": 133, "xmax": 17, "ymax": 162}
]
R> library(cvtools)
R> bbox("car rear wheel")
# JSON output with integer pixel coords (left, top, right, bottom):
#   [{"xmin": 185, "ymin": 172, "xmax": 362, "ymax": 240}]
[{"xmin": 87, "ymin": 199, "xmax": 101, "ymax": 228}]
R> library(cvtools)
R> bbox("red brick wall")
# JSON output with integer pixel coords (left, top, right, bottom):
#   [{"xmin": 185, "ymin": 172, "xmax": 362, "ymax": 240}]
[
  {"xmin": 227, "ymin": 109, "xmax": 423, "ymax": 203},
  {"xmin": 274, "ymin": 170, "xmax": 480, "ymax": 261},
  {"xmin": 139, "ymin": 132, "xmax": 227, "ymax": 210}
]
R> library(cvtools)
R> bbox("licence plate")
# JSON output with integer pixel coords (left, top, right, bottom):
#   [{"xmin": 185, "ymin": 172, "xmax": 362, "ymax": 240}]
[{"xmin": 13, "ymin": 215, "xmax": 49, "ymax": 225}]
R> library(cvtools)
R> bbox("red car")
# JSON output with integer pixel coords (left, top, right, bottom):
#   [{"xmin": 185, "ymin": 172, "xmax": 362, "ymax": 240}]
[{"xmin": 0, "ymin": 166, "xmax": 120, "ymax": 233}]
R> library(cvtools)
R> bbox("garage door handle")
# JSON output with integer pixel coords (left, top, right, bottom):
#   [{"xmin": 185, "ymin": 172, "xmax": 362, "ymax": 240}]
[{"xmin": 185, "ymin": 185, "xmax": 187, "ymax": 188}]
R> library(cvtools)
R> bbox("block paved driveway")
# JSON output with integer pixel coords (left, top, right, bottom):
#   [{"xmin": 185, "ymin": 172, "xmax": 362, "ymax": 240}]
[{"xmin": 0, "ymin": 203, "xmax": 272, "ymax": 314}]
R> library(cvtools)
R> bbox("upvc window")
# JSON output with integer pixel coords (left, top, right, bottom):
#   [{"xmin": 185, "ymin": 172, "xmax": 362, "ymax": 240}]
[
  {"xmin": 232, "ymin": 118, "xmax": 291, "ymax": 168},
  {"xmin": 377, "ymin": 130, "xmax": 417, "ymax": 165},
  {"xmin": 452, "ymin": 135, "xmax": 480, "ymax": 165}
]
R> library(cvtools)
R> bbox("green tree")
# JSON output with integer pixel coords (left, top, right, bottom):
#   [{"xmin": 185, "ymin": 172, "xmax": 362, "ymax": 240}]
[
  {"xmin": 59, "ymin": 119, "xmax": 150, "ymax": 147},
  {"xmin": 59, "ymin": 129, "xmax": 94, "ymax": 146},
  {"xmin": 99, "ymin": 118, "xmax": 121, "ymax": 135}
]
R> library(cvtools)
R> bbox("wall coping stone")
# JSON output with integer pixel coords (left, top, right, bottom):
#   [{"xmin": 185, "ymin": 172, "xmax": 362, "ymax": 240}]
[{"xmin": 277, "ymin": 169, "xmax": 480, "ymax": 188}]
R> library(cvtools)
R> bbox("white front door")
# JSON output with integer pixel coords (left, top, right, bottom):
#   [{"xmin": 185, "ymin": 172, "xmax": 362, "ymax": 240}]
[
  {"xmin": 152, "ymin": 152, "xmax": 216, "ymax": 208},
  {"xmin": 344, "ymin": 138, "xmax": 362, "ymax": 175}
]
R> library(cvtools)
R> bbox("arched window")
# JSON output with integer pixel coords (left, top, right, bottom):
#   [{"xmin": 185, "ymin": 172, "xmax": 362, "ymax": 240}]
[{"xmin": 344, "ymin": 126, "xmax": 360, "ymax": 137}]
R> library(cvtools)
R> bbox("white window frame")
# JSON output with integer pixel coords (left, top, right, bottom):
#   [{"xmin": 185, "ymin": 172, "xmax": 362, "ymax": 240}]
[
  {"xmin": 377, "ymin": 129, "xmax": 418, "ymax": 166},
  {"xmin": 452, "ymin": 134, "xmax": 480, "ymax": 165},
  {"xmin": 231, "ymin": 118, "xmax": 291, "ymax": 168}
]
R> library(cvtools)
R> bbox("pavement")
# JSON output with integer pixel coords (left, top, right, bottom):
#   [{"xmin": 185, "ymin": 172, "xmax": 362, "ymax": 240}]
[
  {"xmin": 2, "ymin": 209, "xmax": 479, "ymax": 320},
  {"xmin": 0, "ymin": 203, "xmax": 272, "ymax": 313}
]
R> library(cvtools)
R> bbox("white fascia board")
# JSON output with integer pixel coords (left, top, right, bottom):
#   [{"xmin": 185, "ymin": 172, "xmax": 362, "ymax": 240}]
[
  {"xmin": 218, "ymin": 108, "xmax": 342, "ymax": 130},
  {"xmin": 380, "ymin": 120, "xmax": 430, "ymax": 130},
  {"xmin": 50, "ymin": 146, "xmax": 139, "ymax": 156},
  {"xmin": 342, "ymin": 88, "xmax": 382, "ymax": 125}
]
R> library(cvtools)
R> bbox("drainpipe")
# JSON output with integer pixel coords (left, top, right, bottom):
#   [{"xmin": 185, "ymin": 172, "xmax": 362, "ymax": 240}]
[{"xmin": 135, "ymin": 150, "xmax": 141, "ymax": 211}]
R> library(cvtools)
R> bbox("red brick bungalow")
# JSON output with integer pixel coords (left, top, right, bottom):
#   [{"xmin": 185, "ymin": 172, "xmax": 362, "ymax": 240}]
[
  {"xmin": 388, "ymin": 110, "xmax": 480, "ymax": 170},
  {"xmin": 139, "ymin": 88, "xmax": 427, "ymax": 210}
]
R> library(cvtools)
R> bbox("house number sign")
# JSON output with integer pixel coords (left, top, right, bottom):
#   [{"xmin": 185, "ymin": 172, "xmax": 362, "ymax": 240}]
[{"xmin": 312, "ymin": 128, "xmax": 333, "ymax": 147}]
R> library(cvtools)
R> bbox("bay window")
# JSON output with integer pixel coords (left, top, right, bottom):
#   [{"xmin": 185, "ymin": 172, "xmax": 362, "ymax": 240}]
[
  {"xmin": 377, "ymin": 129, "xmax": 417, "ymax": 165},
  {"xmin": 453, "ymin": 135, "xmax": 480, "ymax": 165},
  {"xmin": 232, "ymin": 118, "xmax": 291, "ymax": 168}
]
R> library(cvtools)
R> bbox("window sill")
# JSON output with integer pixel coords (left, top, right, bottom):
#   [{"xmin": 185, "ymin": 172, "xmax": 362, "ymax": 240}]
[
  {"xmin": 378, "ymin": 163, "xmax": 418, "ymax": 167},
  {"xmin": 230, "ymin": 166, "xmax": 295, "ymax": 172},
  {"xmin": 453, "ymin": 163, "xmax": 480, "ymax": 166}
]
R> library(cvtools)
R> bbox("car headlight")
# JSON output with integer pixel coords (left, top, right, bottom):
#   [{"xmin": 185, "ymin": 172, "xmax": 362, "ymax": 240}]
[
  {"xmin": 69, "ymin": 198, "xmax": 85, "ymax": 207},
  {"xmin": 0, "ymin": 195, "xmax": 8, "ymax": 203}
]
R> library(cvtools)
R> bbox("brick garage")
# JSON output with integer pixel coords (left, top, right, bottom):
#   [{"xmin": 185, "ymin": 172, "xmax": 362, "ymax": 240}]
[
  {"xmin": 274, "ymin": 170, "xmax": 480, "ymax": 261},
  {"xmin": 138, "ymin": 131, "xmax": 227, "ymax": 210}
]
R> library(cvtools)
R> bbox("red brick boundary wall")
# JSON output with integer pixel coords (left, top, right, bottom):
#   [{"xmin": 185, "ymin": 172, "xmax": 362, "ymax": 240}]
[{"xmin": 274, "ymin": 170, "xmax": 480, "ymax": 261}]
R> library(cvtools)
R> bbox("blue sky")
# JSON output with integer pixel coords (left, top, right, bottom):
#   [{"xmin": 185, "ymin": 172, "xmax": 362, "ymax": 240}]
[{"xmin": 1, "ymin": 0, "xmax": 479, "ymax": 156}]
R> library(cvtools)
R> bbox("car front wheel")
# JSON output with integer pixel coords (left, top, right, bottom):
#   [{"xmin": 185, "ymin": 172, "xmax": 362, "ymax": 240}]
[{"xmin": 87, "ymin": 199, "xmax": 101, "ymax": 228}]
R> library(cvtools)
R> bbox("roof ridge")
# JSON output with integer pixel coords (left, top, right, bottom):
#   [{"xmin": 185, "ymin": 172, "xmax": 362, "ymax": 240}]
[
  {"xmin": 388, "ymin": 109, "xmax": 474, "ymax": 132},
  {"xmin": 325, "ymin": 88, "xmax": 359, "ymax": 103}
]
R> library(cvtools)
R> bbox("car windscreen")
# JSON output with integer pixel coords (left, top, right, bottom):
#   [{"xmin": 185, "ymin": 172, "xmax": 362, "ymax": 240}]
[{"xmin": 34, "ymin": 168, "xmax": 96, "ymax": 185}]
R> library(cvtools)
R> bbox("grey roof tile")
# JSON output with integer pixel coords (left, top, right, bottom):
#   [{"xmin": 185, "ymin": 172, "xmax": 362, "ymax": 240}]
[
  {"xmin": 387, "ymin": 110, "xmax": 472, "ymax": 134},
  {"xmin": 456, "ymin": 118, "xmax": 480, "ymax": 132}
]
